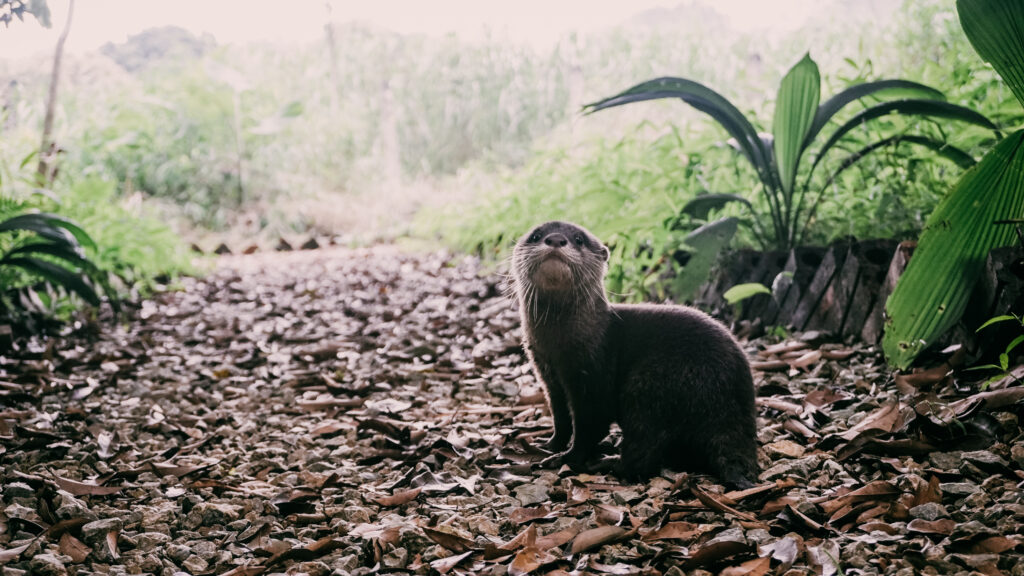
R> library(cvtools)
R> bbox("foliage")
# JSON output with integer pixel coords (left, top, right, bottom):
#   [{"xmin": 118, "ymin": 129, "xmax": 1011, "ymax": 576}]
[
  {"xmin": 416, "ymin": 124, "xmax": 749, "ymax": 301},
  {"xmin": 584, "ymin": 54, "xmax": 997, "ymax": 252},
  {"xmin": 0, "ymin": 143, "xmax": 191, "ymax": 324},
  {"xmin": 54, "ymin": 178, "xmax": 194, "ymax": 292},
  {"xmin": 0, "ymin": 0, "xmax": 50, "ymax": 28},
  {"xmin": 0, "ymin": 211, "xmax": 113, "ymax": 321},
  {"xmin": 100, "ymin": 26, "xmax": 215, "ymax": 73},
  {"xmin": 883, "ymin": 0, "xmax": 1024, "ymax": 369}
]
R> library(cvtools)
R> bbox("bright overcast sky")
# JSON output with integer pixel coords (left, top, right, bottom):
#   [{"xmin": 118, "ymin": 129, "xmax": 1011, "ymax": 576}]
[{"xmin": 1, "ymin": 0, "xmax": 858, "ymax": 59}]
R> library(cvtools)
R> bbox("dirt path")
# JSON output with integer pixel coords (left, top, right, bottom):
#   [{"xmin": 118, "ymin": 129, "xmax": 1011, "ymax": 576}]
[{"xmin": 1, "ymin": 247, "xmax": 1021, "ymax": 575}]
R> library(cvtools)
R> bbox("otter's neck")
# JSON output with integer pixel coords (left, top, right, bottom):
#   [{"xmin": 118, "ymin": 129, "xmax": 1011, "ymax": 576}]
[{"xmin": 520, "ymin": 292, "xmax": 610, "ymax": 342}]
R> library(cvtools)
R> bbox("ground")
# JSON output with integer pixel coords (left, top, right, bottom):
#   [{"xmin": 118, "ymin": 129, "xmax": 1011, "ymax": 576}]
[{"xmin": 1, "ymin": 247, "xmax": 1022, "ymax": 576}]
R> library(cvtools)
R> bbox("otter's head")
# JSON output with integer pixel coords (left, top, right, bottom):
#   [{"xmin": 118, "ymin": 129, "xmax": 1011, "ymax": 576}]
[{"xmin": 511, "ymin": 221, "xmax": 610, "ymax": 316}]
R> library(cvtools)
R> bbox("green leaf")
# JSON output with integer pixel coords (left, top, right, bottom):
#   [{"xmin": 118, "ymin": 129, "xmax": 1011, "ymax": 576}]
[
  {"xmin": 806, "ymin": 79, "xmax": 945, "ymax": 145},
  {"xmin": 883, "ymin": 129, "xmax": 1024, "ymax": 368},
  {"xmin": 823, "ymin": 135, "xmax": 977, "ymax": 190},
  {"xmin": 723, "ymin": 282, "xmax": 771, "ymax": 305},
  {"xmin": 281, "ymin": 100, "xmax": 304, "ymax": 118},
  {"xmin": 958, "ymin": 0, "xmax": 1024, "ymax": 109},
  {"xmin": 1, "ymin": 241, "xmax": 93, "ymax": 266},
  {"xmin": 3, "ymin": 256, "xmax": 101, "ymax": 306},
  {"xmin": 583, "ymin": 77, "xmax": 772, "ymax": 183},
  {"xmin": 1005, "ymin": 334, "xmax": 1024, "ymax": 356},
  {"xmin": 681, "ymin": 193, "xmax": 753, "ymax": 220},
  {"xmin": 773, "ymin": 54, "xmax": 820, "ymax": 194},
  {"xmin": 670, "ymin": 217, "xmax": 739, "ymax": 301},
  {"xmin": 976, "ymin": 314, "xmax": 1019, "ymax": 332},
  {"xmin": 0, "ymin": 213, "xmax": 79, "ymax": 249},
  {"xmin": 811, "ymin": 99, "xmax": 999, "ymax": 181}
]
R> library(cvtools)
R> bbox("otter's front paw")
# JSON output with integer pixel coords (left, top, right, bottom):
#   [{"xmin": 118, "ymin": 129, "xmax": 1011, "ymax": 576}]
[{"xmin": 539, "ymin": 434, "xmax": 570, "ymax": 453}]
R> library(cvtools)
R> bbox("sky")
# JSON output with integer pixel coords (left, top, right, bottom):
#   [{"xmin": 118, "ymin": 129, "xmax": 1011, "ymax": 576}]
[{"xmin": 0, "ymin": 0, "xmax": 828, "ymax": 59}]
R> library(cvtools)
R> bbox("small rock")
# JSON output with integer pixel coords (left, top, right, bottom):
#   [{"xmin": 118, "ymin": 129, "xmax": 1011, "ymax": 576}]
[
  {"xmin": 383, "ymin": 547, "xmax": 409, "ymax": 569},
  {"xmin": 189, "ymin": 539, "xmax": 219, "ymax": 561},
  {"xmin": 135, "ymin": 532, "xmax": 172, "ymax": 551},
  {"xmin": 28, "ymin": 553, "xmax": 67, "ymax": 576},
  {"xmin": 961, "ymin": 450, "xmax": 1009, "ymax": 469},
  {"xmin": 54, "ymin": 490, "xmax": 96, "ymax": 521},
  {"xmin": 940, "ymin": 482, "xmax": 981, "ymax": 497},
  {"xmin": 513, "ymin": 484, "xmax": 549, "ymax": 506},
  {"xmin": 182, "ymin": 554, "xmax": 209, "ymax": 574},
  {"xmin": 927, "ymin": 451, "xmax": 962, "ymax": 470},
  {"xmin": 342, "ymin": 505, "xmax": 373, "ymax": 523},
  {"xmin": 188, "ymin": 502, "xmax": 242, "ymax": 527},
  {"xmin": 332, "ymin": 554, "xmax": 361, "ymax": 573},
  {"xmin": 764, "ymin": 440, "xmax": 807, "ymax": 459},
  {"xmin": 166, "ymin": 543, "xmax": 192, "ymax": 563},
  {"xmin": 81, "ymin": 517, "xmax": 123, "ymax": 544},
  {"xmin": 760, "ymin": 455, "xmax": 823, "ymax": 480},
  {"xmin": 909, "ymin": 502, "xmax": 948, "ymax": 521},
  {"xmin": 2, "ymin": 482, "xmax": 34, "ymax": 500},
  {"xmin": 294, "ymin": 561, "xmax": 331, "ymax": 576},
  {"xmin": 1010, "ymin": 442, "xmax": 1024, "ymax": 468}
]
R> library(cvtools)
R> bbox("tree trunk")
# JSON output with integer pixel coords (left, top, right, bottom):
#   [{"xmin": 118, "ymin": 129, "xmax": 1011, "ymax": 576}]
[{"xmin": 37, "ymin": 0, "xmax": 75, "ymax": 186}]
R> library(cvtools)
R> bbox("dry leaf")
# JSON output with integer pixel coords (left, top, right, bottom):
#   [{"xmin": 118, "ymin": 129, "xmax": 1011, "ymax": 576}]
[
  {"xmin": 373, "ymin": 487, "xmax": 421, "ymax": 507},
  {"xmin": 569, "ymin": 525, "xmax": 633, "ymax": 555},
  {"xmin": 59, "ymin": 532, "xmax": 90, "ymax": 563}
]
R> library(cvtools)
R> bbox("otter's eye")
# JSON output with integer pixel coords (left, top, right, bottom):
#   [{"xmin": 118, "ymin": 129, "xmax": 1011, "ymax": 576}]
[
  {"xmin": 528, "ymin": 232, "xmax": 541, "ymax": 243},
  {"xmin": 574, "ymin": 234, "xmax": 584, "ymax": 246}
]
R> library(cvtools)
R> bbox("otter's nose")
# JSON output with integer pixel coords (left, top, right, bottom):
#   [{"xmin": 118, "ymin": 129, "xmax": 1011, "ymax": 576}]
[{"xmin": 544, "ymin": 233, "xmax": 568, "ymax": 247}]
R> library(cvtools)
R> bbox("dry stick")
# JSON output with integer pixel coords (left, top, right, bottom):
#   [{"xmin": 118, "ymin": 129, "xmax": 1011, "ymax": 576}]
[{"xmin": 37, "ymin": 0, "xmax": 75, "ymax": 184}]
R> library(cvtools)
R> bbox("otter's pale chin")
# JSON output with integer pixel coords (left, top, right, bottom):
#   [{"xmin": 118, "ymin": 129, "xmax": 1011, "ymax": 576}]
[{"xmin": 533, "ymin": 258, "xmax": 572, "ymax": 292}]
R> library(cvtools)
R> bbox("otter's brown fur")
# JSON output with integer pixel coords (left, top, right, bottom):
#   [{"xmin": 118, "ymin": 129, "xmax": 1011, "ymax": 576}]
[{"xmin": 511, "ymin": 221, "xmax": 758, "ymax": 486}]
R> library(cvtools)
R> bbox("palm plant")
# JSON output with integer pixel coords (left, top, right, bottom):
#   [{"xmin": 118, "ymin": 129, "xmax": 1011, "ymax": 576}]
[
  {"xmin": 883, "ymin": 0, "xmax": 1024, "ymax": 369},
  {"xmin": 584, "ymin": 54, "xmax": 998, "ymax": 251},
  {"xmin": 0, "ymin": 212, "xmax": 116, "ymax": 317}
]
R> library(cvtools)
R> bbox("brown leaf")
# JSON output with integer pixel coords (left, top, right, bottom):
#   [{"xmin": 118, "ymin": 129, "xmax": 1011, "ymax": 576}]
[
  {"xmin": 373, "ymin": 487, "xmax": 421, "ymax": 507},
  {"xmin": 422, "ymin": 527, "xmax": 477, "ymax": 553},
  {"xmin": 535, "ymin": 526, "xmax": 580, "ymax": 551},
  {"xmin": 691, "ymin": 485, "xmax": 756, "ymax": 522},
  {"xmin": 910, "ymin": 475, "xmax": 941, "ymax": 507},
  {"xmin": 594, "ymin": 503, "xmax": 629, "ymax": 526},
  {"xmin": 681, "ymin": 540, "xmax": 755, "ymax": 570},
  {"xmin": 59, "ymin": 532, "xmax": 90, "ymax": 563},
  {"xmin": 750, "ymin": 360, "xmax": 789, "ymax": 372},
  {"xmin": 820, "ymin": 480, "xmax": 899, "ymax": 515},
  {"xmin": 788, "ymin": 349, "xmax": 822, "ymax": 369},
  {"xmin": 430, "ymin": 550, "xmax": 475, "ymax": 575},
  {"xmin": 968, "ymin": 536, "xmax": 1020, "ymax": 554},
  {"xmin": 642, "ymin": 521, "xmax": 699, "ymax": 542},
  {"xmin": 569, "ymin": 525, "xmax": 634, "ymax": 555},
  {"xmin": 760, "ymin": 341, "xmax": 809, "ymax": 356},
  {"xmin": 509, "ymin": 505, "xmax": 553, "ymax": 525},
  {"xmin": 893, "ymin": 363, "xmax": 952, "ymax": 391},
  {"xmin": 786, "ymin": 503, "xmax": 830, "ymax": 533},
  {"xmin": 950, "ymin": 387, "xmax": 1024, "ymax": 417},
  {"xmin": 804, "ymin": 387, "xmax": 849, "ymax": 407},
  {"xmin": 508, "ymin": 546, "xmax": 558, "ymax": 576},
  {"xmin": 720, "ymin": 556, "xmax": 772, "ymax": 576},
  {"xmin": 907, "ymin": 518, "xmax": 955, "ymax": 535},
  {"xmin": 104, "ymin": 527, "xmax": 120, "ymax": 560},
  {"xmin": 838, "ymin": 402, "xmax": 906, "ymax": 441},
  {"xmin": 52, "ymin": 473, "xmax": 126, "ymax": 496},
  {"xmin": 150, "ymin": 460, "xmax": 219, "ymax": 479}
]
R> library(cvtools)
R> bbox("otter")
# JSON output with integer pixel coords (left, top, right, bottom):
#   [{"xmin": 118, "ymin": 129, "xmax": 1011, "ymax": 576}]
[{"xmin": 511, "ymin": 221, "xmax": 758, "ymax": 487}]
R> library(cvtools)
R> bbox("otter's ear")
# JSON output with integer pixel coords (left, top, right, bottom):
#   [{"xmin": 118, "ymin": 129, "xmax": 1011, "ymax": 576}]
[{"xmin": 600, "ymin": 244, "xmax": 610, "ymax": 261}]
